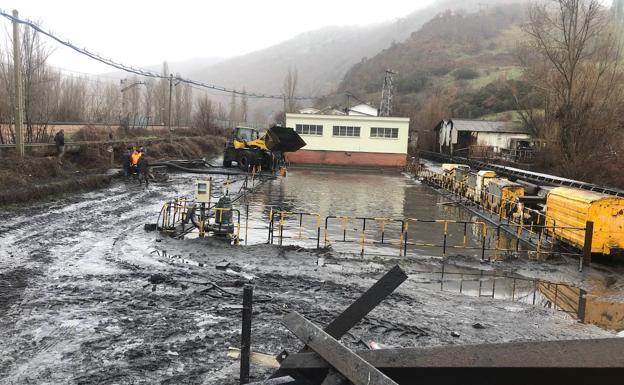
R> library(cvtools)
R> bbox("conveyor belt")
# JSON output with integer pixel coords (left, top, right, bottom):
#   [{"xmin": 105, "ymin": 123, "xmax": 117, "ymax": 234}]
[{"xmin": 417, "ymin": 150, "xmax": 624, "ymax": 197}]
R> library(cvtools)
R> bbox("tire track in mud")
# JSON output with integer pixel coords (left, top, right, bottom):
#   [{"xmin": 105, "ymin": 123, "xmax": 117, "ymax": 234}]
[
  {"xmin": 0, "ymin": 172, "xmax": 616, "ymax": 384},
  {"xmin": 0, "ymin": 174, "xmax": 244, "ymax": 384}
]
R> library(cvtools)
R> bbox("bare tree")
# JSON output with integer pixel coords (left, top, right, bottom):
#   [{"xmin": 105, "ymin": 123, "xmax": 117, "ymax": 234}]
[
  {"xmin": 143, "ymin": 78, "xmax": 155, "ymax": 123},
  {"xmin": 181, "ymin": 82, "xmax": 192, "ymax": 127},
  {"xmin": 193, "ymin": 94, "xmax": 213, "ymax": 132},
  {"xmin": 240, "ymin": 87, "xmax": 248, "ymax": 123},
  {"xmin": 283, "ymin": 67, "xmax": 299, "ymax": 114},
  {"xmin": 229, "ymin": 91, "xmax": 238, "ymax": 126},
  {"xmin": 411, "ymin": 84, "xmax": 456, "ymax": 151},
  {"xmin": 156, "ymin": 61, "xmax": 169, "ymax": 125},
  {"xmin": 519, "ymin": 0, "xmax": 624, "ymax": 181}
]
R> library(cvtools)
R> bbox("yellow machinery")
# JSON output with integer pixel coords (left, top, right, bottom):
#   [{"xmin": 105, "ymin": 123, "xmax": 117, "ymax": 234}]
[
  {"xmin": 545, "ymin": 187, "xmax": 624, "ymax": 255},
  {"xmin": 484, "ymin": 178, "xmax": 525, "ymax": 217},
  {"xmin": 475, "ymin": 170, "xmax": 496, "ymax": 204},
  {"xmin": 223, "ymin": 125, "xmax": 306, "ymax": 171},
  {"xmin": 441, "ymin": 163, "xmax": 469, "ymax": 190}
]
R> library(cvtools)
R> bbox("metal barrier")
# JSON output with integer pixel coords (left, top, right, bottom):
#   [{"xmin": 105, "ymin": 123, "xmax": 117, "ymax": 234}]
[
  {"xmin": 416, "ymin": 264, "xmax": 584, "ymax": 319},
  {"xmin": 402, "ymin": 219, "xmax": 488, "ymax": 259},
  {"xmin": 323, "ymin": 216, "xmax": 406, "ymax": 256},
  {"xmin": 155, "ymin": 196, "xmax": 588, "ymax": 266},
  {"xmin": 309, "ymin": 257, "xmax": 578, "ymax": 319},
  {"xmin": 417, "ymin": 168, "xmax": 591, "ymax": 269},
  {"xmin": 268, "ymin": 210, "xmax": 322, "ymax": 248}
]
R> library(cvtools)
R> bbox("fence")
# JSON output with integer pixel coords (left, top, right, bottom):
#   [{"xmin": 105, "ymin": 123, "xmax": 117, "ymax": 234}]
[
  {"xmin": 409, "ymin": 264, "xmax": 585, "ymax": 319},
  {"xmin": 154, "ymin": 200, "xmax": 591, "ymax": 322},
  {"xmin": 417, "ymin": 168, "xmax": 591, "ymax": 270},
  {"xmin": 259, "ymin": 206, "xmax": 583, "ymax": 263}
]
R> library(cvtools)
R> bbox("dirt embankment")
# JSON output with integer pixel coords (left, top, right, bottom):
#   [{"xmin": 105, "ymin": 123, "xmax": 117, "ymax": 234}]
[{"xmin": 0, "ymin": 130, "xmax": 225, "ymax": 206}]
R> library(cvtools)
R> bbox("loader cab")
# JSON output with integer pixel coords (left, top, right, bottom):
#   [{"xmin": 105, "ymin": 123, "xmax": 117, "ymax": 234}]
[{"xmin": 233, "ymin": 127, "xmax": 260, "ymax": 142}]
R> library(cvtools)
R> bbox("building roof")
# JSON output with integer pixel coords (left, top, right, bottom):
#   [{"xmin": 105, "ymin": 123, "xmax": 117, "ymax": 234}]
[
  {"xmin": 347, "ymin": 103, "xmax": 378, "ymax": 117},
  {"xmin": 548, "ymin": 187, "xmax": 619, "ymax": 204},
  {"xmin": 434, "ymin": 119, "xmax": 529, "ymax": 134},
  {"xmin": 299, "ymin": 107, "xmax": 320, "ymax": 114},
  {"xmin": 286, "ymin": 112, "xmax": 409, "ymax": 123}
]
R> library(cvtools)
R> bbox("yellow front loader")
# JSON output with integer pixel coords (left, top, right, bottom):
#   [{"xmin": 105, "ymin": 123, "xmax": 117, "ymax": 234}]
[{"xmin": 222, "ymin": 126, "xmax": 306, "ymax": 171}]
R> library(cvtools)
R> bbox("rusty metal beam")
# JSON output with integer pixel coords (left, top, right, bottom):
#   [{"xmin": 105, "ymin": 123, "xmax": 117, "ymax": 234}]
[
  {"xmin": 281, "ymin": 338, "xmax": 624, "ymax": 368},
  {"xmin": 279, "ymin": 338, "xmax": 624, "ymax": 385},
  {"xmin": 282, "ymin": 312, "xmax": 398, "ymax": 385}
]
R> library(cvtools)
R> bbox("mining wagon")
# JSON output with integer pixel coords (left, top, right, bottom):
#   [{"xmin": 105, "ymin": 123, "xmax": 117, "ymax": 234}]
[{"xmin": 545, "ymin": 187, "xmax": 624, "ymax": 255}]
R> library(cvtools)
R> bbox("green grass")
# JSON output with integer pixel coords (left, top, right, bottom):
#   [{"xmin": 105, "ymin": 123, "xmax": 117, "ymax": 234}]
[
  {"xmin": 467, "ymin": 66, "xmax": 523, "ymax": 88},
  {"xmin": 479, "ymin": 110, "xmax": 525, "ymax": 121}
]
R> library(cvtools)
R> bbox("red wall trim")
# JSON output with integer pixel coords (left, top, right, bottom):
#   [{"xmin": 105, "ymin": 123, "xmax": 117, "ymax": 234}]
[{"xmin": 287, "ymin": 150, "xmax": 406, "ymax": 167}]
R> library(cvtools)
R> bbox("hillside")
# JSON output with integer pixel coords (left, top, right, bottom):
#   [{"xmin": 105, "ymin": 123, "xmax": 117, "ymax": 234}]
[
  {"xmin": 186, "ymin": 0, "xmax": 527, "ymax": 107},
  {"xmin": 336, "ymin": 2, "xmax": 529, "ymax": 120}
]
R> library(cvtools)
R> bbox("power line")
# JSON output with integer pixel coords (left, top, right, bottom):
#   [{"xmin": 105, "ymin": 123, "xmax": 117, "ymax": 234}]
[{"xmin": 0, "ymin": 9, "xmax": 328, "ymax": 101}]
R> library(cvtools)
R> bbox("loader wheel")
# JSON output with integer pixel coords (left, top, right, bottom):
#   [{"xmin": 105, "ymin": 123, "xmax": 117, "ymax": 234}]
[
  {"xmin": 239, "ymin": 154, "xmax": 249, "ymax": 171},
  {"xmin": 223, "ymin": 159, "xmax": 232, "ymax": 167}
]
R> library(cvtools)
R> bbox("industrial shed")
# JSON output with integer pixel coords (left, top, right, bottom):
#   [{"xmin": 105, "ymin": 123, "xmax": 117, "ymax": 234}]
[
  {"xmin": 285, "ymin": 113, "xmax": 409, "ymax": 167},
  {"xmin": 433, "ymin": 119, "xmax": 533, "ymax": 159}
]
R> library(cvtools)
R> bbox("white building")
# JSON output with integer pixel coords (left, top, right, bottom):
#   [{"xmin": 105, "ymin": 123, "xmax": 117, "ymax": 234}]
[
  {"xmin": 434, "ymin": 119, "xmax": 531, "ymax": 155},
  {"xmin": 286, "ymin": 113, "xmax": 410, "ymax": 167},
  {"xmin": 347, "ymin": 103, "xmax": 378, "ymax": 117}
]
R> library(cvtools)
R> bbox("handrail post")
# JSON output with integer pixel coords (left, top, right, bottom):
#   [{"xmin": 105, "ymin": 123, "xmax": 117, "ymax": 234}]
[
  {"xmin": 240, "ymin": 285, "xmax": 253, "ymax": 384},
  {"xmin": 581, "ymin": 221, "xmax": 593, "ymax": 271}
]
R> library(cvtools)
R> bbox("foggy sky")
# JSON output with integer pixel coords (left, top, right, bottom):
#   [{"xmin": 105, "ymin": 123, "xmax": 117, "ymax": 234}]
[{"xmin": 0, "ymin": 0, "xmax": 437, "ymax": 76}]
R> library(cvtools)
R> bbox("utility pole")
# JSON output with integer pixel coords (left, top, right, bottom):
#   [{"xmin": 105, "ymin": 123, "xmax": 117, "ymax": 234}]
[
  {"xmin": 345, "ymin": 92, "xmax": 352, "ymax": 115},
  {"xmin": 167, "ymin": 73, "xmax": 173, "ymax": 141},
  {"xmin": 379, "ymin": 69, "xmax": 397, "ymax": 117},
  {"xmin": 12, "ymin": 10, "xmax": 24, "ymax": 157}
]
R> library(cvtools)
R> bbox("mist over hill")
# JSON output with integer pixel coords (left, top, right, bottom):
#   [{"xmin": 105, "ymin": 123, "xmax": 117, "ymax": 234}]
[
  {"xmin": 335, "ymin": 1, "xmax": 529, "ymax": 119},
  {"xmin": 185, "ymin": 0, "xmax": 528, "ymax": 106},
  {"xmin": 105, "ymin": 0, "xmax": 531, "ymax": 121}
]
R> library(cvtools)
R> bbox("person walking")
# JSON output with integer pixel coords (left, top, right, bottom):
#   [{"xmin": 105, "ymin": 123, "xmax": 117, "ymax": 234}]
[
  {"xmin": 53, "ymin": 129, "xmax": 65, "ymax": 164},
  {"xmin": 136, "ymin": 148, "xmax": 150, "ymax": 187},
  {"xmin": 122, "ymin": 146, "xmax": 133, "ymax": 177}
]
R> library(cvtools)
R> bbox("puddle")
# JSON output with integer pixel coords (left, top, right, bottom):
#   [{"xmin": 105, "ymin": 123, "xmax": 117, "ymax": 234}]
[{"xmin": 150, "ymin": 249, "xmax": 206, "ymax": 267}]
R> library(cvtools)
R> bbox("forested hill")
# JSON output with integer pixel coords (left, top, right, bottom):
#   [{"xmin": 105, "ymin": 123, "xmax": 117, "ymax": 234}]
[
  {"xmin": 187, "ymin": 0, "xmax": 526, "ymax": 100},
  {"xmin": 336, "ymin": 2, "xmax": 530, "ymax": 120}
]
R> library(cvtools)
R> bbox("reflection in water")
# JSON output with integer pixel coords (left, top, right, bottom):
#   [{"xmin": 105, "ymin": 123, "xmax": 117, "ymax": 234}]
[
  {"xmin": 224, "ymin": 169, "xmax": 624, "ymax": 330},
  {"xmin": 237, "ymin": 169, "xmax": 515, "ymax": 258}
]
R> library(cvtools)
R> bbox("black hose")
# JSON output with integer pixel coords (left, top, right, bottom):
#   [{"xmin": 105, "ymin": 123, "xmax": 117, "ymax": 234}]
[
  {"xmin": 151, "ymin": 161, "xmax": 246, "ymax": 175},
  {"xmin": 155, "ymin": 159, "xmax": 217, "ymax": 167}
]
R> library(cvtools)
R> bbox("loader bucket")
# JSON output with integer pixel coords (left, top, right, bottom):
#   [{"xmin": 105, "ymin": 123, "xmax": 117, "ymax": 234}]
[{"xmin": 265, "ymin": 125, "xmax": 306, "ymax": 152}]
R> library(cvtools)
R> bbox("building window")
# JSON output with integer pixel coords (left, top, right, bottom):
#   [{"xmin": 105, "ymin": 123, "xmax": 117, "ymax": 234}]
[
  {"xmin": 295, "ymin": 124, "xmax": 323, "ymax": 136},
  {"xmin": 332, "ymin": 126, "xmax": 360, "ymax": 137},
  {"xmin": 371, "ymin": 127, "xmax": 399, "ymax": 138}
]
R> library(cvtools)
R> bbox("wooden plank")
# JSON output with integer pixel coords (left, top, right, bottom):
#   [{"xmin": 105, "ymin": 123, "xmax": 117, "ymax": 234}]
[
  {"xmin": 245, "ymin": 376, "xmax": 298, "ymax": 385},
  {"xmin": 228, "ymin": 347, "xmax": 280, "ymax": 368},
  {"xmin": 282, "ymin": 312, "xmax": 398, "ymax": 385},
  {"xmin": 323, "ymin": 264, "xmax": 407, "ymax": 339},
  {"xmin": 272, "ymin": 265, "xmax": 407, "ymax": 381},
  {"xmin": 280, "ymin": 338, "xmax": 624, "ymax": 369}
]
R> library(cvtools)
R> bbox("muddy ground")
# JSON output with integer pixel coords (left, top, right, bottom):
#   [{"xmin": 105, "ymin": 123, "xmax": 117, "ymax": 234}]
[
  {"xmin": 0, "ymin": 134, "xmax": 224, "ymax": 206},
  {"xmin": 0, "ymin": 172, "xmax": 615, "ymax": 384}
]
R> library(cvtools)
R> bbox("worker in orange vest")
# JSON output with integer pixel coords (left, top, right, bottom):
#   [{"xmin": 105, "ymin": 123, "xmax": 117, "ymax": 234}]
[{"xmin": 130, "ymin": 147, "xmax": 143, "ymax": 174}]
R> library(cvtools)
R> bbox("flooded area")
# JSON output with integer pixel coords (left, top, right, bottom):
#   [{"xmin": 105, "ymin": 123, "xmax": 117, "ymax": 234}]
[
  {"xmin": 241, "ymin": 168, "xmax": 499, "ymax": 258},
  {"xmin": 0, "ymin": 167, "xmax": 618, "ymax": 384}
]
